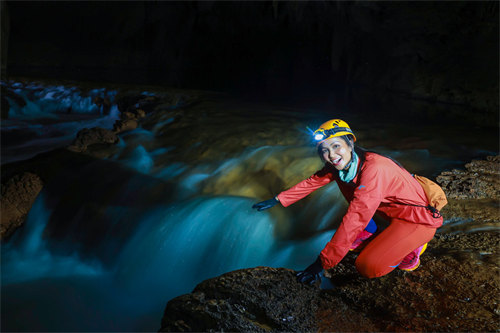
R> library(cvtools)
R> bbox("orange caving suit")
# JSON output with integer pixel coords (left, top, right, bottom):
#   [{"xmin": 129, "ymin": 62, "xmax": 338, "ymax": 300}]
[{"xmin": 277, "ymin": 152, "xmax": 443, "ymax": 278}]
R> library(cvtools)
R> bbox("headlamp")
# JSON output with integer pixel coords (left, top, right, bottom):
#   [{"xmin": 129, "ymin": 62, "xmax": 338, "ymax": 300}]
[
  {"xmin": 312, "ymin": 127, "xmax": 353, "ymax": 141},
  {"xmin": 314, "ymin": 133, "xmax": 325, "ymax": 141}
]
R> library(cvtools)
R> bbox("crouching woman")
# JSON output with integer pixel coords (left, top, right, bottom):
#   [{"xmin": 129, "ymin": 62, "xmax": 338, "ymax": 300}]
[{"xmin": 252, "ymin": 119, "xmax": 443, "ymax": 284}]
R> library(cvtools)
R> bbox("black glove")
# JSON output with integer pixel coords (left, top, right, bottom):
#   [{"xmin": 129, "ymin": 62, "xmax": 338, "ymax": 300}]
[
  {"xmin": 252, "ymin": 197, "xmax": 278, "ymax": 211},
  {"xmin": 296, "ymin": 256, "xmax": 324, "ymax": 285}
]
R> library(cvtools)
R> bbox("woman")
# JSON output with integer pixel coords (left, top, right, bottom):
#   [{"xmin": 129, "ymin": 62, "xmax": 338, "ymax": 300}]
[{"xmin": 252, "ymin": 119, "xmax": 443, "ymax": 285}]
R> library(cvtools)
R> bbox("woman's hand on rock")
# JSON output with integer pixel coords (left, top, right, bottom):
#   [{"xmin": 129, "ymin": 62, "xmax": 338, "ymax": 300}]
[
  {"xmin": 252, "ymin": 197, "xmax": 278, "ymax": 211},
  {"xmin": 296, "ymin": 256, "xmax": 324, "ymax": 285}
]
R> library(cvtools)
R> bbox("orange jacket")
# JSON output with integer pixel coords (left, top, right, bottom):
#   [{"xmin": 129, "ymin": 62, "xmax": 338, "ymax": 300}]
[{"xmin": 277, "ymin": 152, "xmax": 443, "ymax": 270}]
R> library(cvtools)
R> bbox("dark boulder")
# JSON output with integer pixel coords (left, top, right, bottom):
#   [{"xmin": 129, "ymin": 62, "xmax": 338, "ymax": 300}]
[
  {"xmin": 159, "ymin": 266, "xmax": 377, "ymax": 332},
  {"xmin": 112, "ymin": 118, "xmax": 138, "ymax": 134},
  {"xmin": 161, "ymin": 232, "xmax": 499, "ymax": 332},
  {"xmin": 0, "ymin": 172, "xmax": 44, "ymax": 240},
  {"xmin": 67, "ymin": 127, "xmax": 119, "ymax": 153}
]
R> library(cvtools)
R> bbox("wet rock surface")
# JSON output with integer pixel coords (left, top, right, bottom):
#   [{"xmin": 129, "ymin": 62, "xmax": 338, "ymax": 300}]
[
  {"xmin": 436, "ymin": 155, "xmax": 500, "ymax": 200},
  {"xmin": 159, "ymin": 267, "xmax": 377, "ymax": 332},
  {"xmin": 0, "ymin": 172, "xmax": 44, "ymax": 239},
  {"xmin": 325, "ymin": 231, "xmax": 499, "ymax": 332},
  {"xmin": 161, "ymin": 232, "xmax": 499, "ymax": 332},
  {"xmin": 436, "ymin": 155, "xmax": 500, "ymax": 232},
  {"xmin": 67, "ymin": 127, "xmax": 119, "ymax": 153}
]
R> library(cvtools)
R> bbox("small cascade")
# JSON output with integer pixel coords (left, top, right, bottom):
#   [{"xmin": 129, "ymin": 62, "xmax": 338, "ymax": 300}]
[{"xmin": 1, "ymin": 80, "xmax": 122, "ymax": 164}]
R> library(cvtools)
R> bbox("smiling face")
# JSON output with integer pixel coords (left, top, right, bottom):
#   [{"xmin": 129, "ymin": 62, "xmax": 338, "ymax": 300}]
[{"xmin": 318, "ymin": 136, "xmax": 353, "ymax": 171}]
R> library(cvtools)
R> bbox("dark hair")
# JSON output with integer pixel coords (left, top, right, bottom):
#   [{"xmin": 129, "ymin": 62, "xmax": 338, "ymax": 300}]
[{"xmin": 317, "ymin": 135, "xmax": 405, "ymax": 170}]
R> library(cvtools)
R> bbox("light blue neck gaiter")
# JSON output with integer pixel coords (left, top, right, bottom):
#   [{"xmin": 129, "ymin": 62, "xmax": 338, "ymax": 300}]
[{"xmin": 339, "ymin": 151, "xmax": 359, "ymax": 183}]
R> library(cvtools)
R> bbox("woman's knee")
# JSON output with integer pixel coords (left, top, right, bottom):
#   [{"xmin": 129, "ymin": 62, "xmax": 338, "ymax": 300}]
[
  {"xmin": 355, "ymin": 255, "xmax": 376, "ymax": 278},
  {"xmin": 355, "ymin": 253, "xmax": 394, "ymax": 279}
]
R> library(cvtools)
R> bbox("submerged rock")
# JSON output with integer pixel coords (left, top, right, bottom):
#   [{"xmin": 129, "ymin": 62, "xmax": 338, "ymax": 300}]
[
  {"xmin": 0, "ymin": 172, "xmax": 43, "ymax": 240},
  {"xmin": 161, "ymin": 232, "xmax": 499, "ymax": 332}
]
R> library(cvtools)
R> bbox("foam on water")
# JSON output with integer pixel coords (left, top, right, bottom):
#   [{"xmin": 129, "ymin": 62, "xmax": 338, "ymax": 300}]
[
  {"xmin": 2, "ymin": 192, "xmax": 104, "ymax": 286},
  {"xmin": 1, "ymin": 80, "xmax": 124, "ymax": 164}
]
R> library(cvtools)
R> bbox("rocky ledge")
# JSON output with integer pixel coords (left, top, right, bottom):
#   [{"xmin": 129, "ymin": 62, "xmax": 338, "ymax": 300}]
[{"xmin": 160, "ymin": 231, "xmax": 499, "ymax": 332}]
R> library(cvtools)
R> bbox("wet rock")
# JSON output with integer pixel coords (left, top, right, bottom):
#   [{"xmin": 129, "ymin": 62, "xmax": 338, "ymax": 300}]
[
  {"xmin": 93, "ymin": 95, "xmax": 113, "ymax": 115},
  {"xmin": 1, "ymin": 85, "xmax": 27, "ymax": 119},
  {"xmin": 112, "ymin": 119, "xmax": 138, "ymax": 133},
  {"xmin": 439, "ymin": 198, "xmax": 500, "ymax": 232},
  {"xmin": 0, "ymin": 172, "xmax": 43, "ymax": 240},
  {"xmin": 1, "ymin": 85, "xmax": 27, "ymax": 109},
  {"xmin": 92, "ymin": 96, "xmax": 104, "ymax": 108},
  {"xmin": 136, "ymin": 109, "xmax": 146, "ymax": 118},
  {"xmin": 323, "ymin": 231, "xmax": 500, "ymax": 332},
  {"xmin": 160, "ymin": 230, "xmax": 499, "ymax": 332},
  {"xmin": 431, "ymin": 232, "xmax": 499, "ymax": 253},
  {"xmin": 120, "ymin": 111, "xmax": 137, "ymax": 121},
  {"xmin": 436, "ymin": 156, "xmax": 500, "ymax": 229},
  {"xmin": 159, "ymin": 267, "xmax": 377, "ymax": 332},
  {"xmin": 115, "ymin": 92, "xmax": 145, "ymax": 113},
  {"xmin": 67, "ymin": 127, "xmax": 119, "ymax": 153},
  {"xmin": 103, "ymin": 97, "xmax": 111, "ymax": 107},
  {"xmin": 436, "ymin": 155, "xmax": 500, "ymax": 200}
]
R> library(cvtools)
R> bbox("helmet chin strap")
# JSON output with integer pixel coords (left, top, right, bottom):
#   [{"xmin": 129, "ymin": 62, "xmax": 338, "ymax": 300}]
[{"xmin": 343, "ymin": 150, "xmax": 354, "ymax": 170}]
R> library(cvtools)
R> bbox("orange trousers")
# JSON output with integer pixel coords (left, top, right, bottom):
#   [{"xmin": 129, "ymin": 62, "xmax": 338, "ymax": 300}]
[{"xmin": 355, "ymin": 219, "xmax": 436, "ymax": 278}]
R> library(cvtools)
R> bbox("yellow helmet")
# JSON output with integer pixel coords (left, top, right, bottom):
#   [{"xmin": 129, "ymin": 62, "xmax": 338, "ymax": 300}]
[{"xmin": 313, "ymin": 119, "xmax": 356, "ymax": 144}]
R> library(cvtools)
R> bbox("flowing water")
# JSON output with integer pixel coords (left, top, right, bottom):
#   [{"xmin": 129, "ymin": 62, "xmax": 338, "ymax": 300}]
[{"xmin": 1, "ymin": 79, "xmax": 498, "ymax": 332}]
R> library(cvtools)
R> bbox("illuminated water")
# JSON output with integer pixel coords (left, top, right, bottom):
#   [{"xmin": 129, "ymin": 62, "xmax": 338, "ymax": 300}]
[{"xmin": 1, "ymin": 79, "xmax": 498, "ymax": 331}]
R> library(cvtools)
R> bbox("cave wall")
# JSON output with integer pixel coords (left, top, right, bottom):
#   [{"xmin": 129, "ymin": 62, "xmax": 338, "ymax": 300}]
[{"xmin": 5, "ymin": 1, "xmax": 499, "ymax": 113}]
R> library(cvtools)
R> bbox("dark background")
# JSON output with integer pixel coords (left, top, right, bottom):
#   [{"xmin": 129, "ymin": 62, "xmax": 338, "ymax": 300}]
[{"xmin": 2, "ymin": 1, "xmax": 499, "ymax": 112}]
